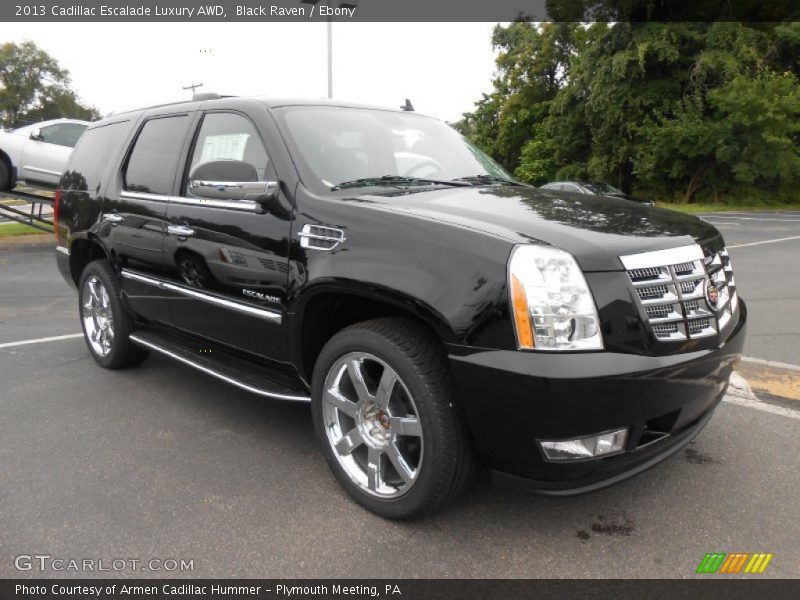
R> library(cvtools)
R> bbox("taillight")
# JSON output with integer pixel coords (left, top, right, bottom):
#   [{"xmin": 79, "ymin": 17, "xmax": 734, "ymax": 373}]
[{"xmin": 53, "ymin": 188, "xmax": 62, "ymax": 245}]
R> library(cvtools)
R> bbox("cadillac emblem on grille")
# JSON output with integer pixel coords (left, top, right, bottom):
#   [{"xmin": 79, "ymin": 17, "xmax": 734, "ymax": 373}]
[{"xmin": 705, "ymin": 281, "xmax": 720, "ymax": 311}]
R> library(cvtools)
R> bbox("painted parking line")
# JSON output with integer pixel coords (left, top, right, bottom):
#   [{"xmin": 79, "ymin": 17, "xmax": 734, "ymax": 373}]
[
  {"xmin": 728, "ymin": 235, "xmax": 800, "ymax": 249},
  {"xmin": 725, "ymin": 373, "xmax": 800, "ymax": 420},
  {"xmin": 704, "ymin": 215, "xmax": 800, "ymax": 221},
  {"xmin": 741, "ymin": 356, "xmax": 800, "ymax": 373},
  {"xmin": 0, "ymin": 333, "xmax": 82, "ymax": 349}
]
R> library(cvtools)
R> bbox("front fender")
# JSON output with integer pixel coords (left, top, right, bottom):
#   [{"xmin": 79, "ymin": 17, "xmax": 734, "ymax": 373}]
[{"xmin": 288, "ymin": 192, "xmax": 519, "ymax": 355}]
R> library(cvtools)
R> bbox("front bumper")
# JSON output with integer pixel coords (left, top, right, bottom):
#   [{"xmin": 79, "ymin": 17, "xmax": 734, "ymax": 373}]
[{"xmin": 448, "ymin": 300, "xmax": 747, "ymax": 495}]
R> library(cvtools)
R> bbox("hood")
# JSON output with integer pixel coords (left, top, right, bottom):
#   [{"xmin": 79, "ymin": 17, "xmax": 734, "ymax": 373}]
[{"xmin": 352, "ymin": 185, "xmax": 722, "ymax": 272}]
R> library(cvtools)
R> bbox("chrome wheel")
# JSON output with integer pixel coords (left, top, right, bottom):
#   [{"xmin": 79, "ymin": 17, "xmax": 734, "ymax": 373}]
[
  {"xmin": 82, "ymin": 275, "xmax": 114, "ymax": 357},
  {"xmin": 322, "ymin": 352, "xmax": 423, "ymax": 499}
]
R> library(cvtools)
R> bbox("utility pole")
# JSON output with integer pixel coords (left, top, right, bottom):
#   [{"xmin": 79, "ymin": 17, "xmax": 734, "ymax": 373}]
[
  {"xmin": 182, "ymin": 82, "xmax": 204, "ymax": 97},
  {"xmin": 301, "ymin": 1, "xmax": 359, "ymax": 99},
  {"xmin": 327, "ymin": 18, "xmax": 333, "ymax": 99}
]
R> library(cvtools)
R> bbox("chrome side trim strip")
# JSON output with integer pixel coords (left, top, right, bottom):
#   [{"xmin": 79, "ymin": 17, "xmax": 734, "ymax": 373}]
[
  {"xmin": 23, "ymin": 166, "xmax": 62, "ymax": 177},
  {"xmin": 55, "ymin": 245, "xmax": 70, "ymax": 256},
  {"xmin": 129, "ymin": 333, "xmax": 310, "ymax": 403},
  {"xmin": 620, "ymin": 244, "xmax": 704, "ymax": 270},
  {"xmin": 120, "ymin": 190, "xmax": 259, "ymax": 212},
  {"xmin": 119, "ymin": 190, "xmax": 172, "ymax": 203},
  {"xmin": 120, "ymin": 269, "xmax": 281, "ymax": 323}
]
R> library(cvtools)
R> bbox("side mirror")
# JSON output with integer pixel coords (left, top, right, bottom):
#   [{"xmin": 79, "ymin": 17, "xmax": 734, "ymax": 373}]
[
  {"xmin": 29, "ymin": 128, "xmax": 43, "ymax": 141},
  {"xmin": 188, "ymin": 160, "xmax": 278, "ymax": 205}
]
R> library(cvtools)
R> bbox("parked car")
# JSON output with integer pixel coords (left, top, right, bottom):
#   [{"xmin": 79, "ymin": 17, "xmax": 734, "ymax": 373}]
[
  {"xmin": 53, "ymin": 96, "xmax": 745, "ymax": 519},
  {"xmin": 541, "ymin": 180, "xmax": 655, "ymax": 206},
  {"xmin": 0, "ymin": 118, "xmax": 90, "ymax": 190}
]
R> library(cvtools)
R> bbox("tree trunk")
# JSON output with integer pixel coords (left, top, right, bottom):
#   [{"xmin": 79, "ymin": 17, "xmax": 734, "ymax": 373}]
[
  {"xmin": 617, "ymin": 162, "xmax": 633, "ymax": 194},
  {"xmin": 684, "ymin": 166, "xmax": 705, "ymax": 203}
]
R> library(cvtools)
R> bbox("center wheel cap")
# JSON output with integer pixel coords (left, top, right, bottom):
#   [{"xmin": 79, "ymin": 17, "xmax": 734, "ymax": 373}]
[{"xmin": 359, "ymin": 403, "xmax": 392, "ymax": 447}]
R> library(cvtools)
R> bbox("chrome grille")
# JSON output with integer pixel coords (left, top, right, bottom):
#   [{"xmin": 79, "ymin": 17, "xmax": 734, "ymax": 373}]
[
  {"xmin": 621, "ymin": 244, "xmax": 738, "ymax": 342},
  {"xmin": 645, "ymin": 304, "xmax": 671, "ymax": 319},
  {"xmin": 652, "ymin": 322, "xmax": 680, "ymax": 340},
  {"xmin": 628, "ymin": 267, "xmax": 664, "ymax": 281},
  {"xmin": 638, "ymin": 284, "xmax": 670, "ymax": 300}
]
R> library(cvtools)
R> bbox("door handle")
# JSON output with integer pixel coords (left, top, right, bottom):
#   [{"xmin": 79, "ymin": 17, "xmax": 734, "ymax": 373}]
[
  {"xmin": 103, "ymin": 213, "xmax": 124, "ymax": 223},
  {"xmin": 167, "ymin": 225, "xmax": 195, "ymax": 237}
]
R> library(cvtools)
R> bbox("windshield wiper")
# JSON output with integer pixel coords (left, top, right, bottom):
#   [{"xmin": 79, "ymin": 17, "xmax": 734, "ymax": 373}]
[
  {"xmin": 452, "ymin": 174, "xmax": 521, "ymax": 186},
  {"xmin": 331, "ymin": 175, "xmax": 471, "ymax": 191}
]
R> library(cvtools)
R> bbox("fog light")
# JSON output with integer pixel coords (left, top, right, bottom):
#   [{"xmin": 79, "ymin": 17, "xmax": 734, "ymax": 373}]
[{"xmin": 539, "ymin": 428, "xmax": 628, "ymax": 461}]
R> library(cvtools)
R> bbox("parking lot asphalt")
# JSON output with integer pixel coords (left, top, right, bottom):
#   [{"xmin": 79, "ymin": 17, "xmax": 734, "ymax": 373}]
[
  {"xmin": 1, "ymin": 212, "xmax": 799, "ymax": 579},
  {"xmin": 698, "ymin": 210, "xmax": 800, "ymax": 365}
]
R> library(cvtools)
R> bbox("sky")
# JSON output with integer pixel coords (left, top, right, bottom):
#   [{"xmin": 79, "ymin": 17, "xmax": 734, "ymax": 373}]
[{"xmin": 4, "ymin": 22, "xmax": 500, "ymax": 123}]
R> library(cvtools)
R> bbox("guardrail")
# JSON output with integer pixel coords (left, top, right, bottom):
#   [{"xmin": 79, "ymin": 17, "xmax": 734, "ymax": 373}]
[{"xmin": 0, "ymin": 185, "xmax": 56, "ymax": 233}]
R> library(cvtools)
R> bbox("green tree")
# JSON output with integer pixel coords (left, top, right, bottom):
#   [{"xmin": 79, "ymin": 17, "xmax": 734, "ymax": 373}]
[
  {"xmin": 461, "ymin": 18, "xmax": 800, "ymax": 204},
  {"xmin": 634, "ymin": 23, "xmax": 800, "ymax": 202},
  {"xmin": 0, "ymin": 41, "xmax": 97, "ymax": 128},
  {"xmin": 454, "ymin": 21, "xmax": 581, "ymax": 171}
]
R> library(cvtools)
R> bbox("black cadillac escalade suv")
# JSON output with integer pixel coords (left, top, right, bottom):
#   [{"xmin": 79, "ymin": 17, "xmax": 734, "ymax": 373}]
[{"xmin": 54, "ymin": 96, "xmax": 746, "ymax": 519}]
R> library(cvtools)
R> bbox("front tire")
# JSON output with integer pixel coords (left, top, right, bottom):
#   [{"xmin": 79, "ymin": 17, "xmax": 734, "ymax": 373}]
[
  {"xmin": 311, "ymin": 318, "xmax": 475, "ymax": 519},
  {"xmin": 78, "ymin": 259, "xmax": 149, "ymax": 369}
]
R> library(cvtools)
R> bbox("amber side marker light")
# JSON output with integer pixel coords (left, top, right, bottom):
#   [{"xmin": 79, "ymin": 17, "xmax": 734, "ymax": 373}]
[{"xmin": 510, "ymin": 273, "xmax": 535, "ymax": 349}]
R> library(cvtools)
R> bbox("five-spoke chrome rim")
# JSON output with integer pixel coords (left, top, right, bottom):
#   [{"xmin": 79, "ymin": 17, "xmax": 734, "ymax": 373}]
[
  {"xmin": 82, "ymin": 275, "xmax": 114, "ymax": 357},
  {"xmin": 322, "ymin": 352, "xmax": 423, "ymax": 499}
]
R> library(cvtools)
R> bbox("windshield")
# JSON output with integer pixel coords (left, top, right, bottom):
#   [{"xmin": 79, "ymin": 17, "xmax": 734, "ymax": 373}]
[
  {"xmin": 584, "ymin": 182, "xmax": 623, "ymax": 195},
  {"xmin": 276, "ymin": 106, "xmax": 513, "ymax": 192}
]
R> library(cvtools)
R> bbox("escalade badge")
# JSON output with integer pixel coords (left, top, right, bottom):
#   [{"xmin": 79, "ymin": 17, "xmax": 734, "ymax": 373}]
[{"xmin": 705, "ymin": 280, "xmax": 720, "ymax": 311}]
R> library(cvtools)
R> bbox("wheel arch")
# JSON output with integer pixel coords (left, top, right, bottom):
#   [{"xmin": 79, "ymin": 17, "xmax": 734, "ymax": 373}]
[
  {"xmin": 289, "ymin": 281, "xmax": 459, "ymax": 384},
  {"xmin": 68, "ymin": 235, "xmax": 112, "ymax": 286}
]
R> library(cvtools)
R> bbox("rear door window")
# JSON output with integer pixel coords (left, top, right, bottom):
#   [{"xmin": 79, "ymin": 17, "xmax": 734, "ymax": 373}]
[{"xmin": 124, "ymin": 115, "xmax": 191, "ymax": 195}]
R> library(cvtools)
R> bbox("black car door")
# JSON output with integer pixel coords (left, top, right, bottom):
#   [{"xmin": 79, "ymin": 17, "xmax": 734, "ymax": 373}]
[
  {"xmin": 161, "ymin": 110, "xmax": 293, "ymax": 361},
  {"xmin": 100, "ymin": 112, "xmax": 196, "ymax": 325}
]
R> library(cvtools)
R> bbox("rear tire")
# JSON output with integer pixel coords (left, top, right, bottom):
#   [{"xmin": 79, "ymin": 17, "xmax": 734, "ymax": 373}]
[
  {"xmin": 311, "ymin": 317, "xmax": 475, "ymax": 519},
  {"xmin": 0, "ymin": 159, "xmax": 11, "ymax": 191},
  {"xmin": 78, "ymin": 259, "xmax": 149, "ymax": 369}
]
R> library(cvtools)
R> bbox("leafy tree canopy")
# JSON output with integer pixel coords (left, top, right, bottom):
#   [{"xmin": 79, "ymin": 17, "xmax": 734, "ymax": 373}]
[
  {"xmin": 455, "ymin": 19, "xmax": 800, "ymax": 204},
  {"xmin": 0, "ymin": 41, "xmax": 98, "ymax": 129}
]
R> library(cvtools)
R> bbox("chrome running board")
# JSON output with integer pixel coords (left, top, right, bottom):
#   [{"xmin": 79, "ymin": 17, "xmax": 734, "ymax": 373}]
[{"xmin": 129, "ymin": 331, "xmax": 310, "ymax": 403}]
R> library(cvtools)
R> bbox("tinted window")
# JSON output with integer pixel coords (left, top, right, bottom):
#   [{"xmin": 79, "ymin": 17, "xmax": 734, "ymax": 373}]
[
  {"xmin": 40, "ymin": 122, "xmax": 88, "ymax": 148},
  {"xmin": 61, "ymin": 121, "xmax": 133, "ymax": 192},
  {"xmin": 125, "ymin": 115, "xmax": 191, "ymax": 195},
  {"xmin": 184, "ymin": 112, "xmax": 268, "ymax": 193}
]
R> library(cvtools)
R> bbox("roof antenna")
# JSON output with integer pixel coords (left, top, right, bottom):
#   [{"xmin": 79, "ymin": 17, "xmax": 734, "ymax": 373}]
[{"xmin": 401, "ymin": 99, "xmax": 414, "ymax": 112}]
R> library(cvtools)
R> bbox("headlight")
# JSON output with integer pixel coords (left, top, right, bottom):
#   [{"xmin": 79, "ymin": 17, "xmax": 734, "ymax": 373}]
[{"xmin": 508, "ymin": 245, "xmax": 603, "ymax": 351}]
